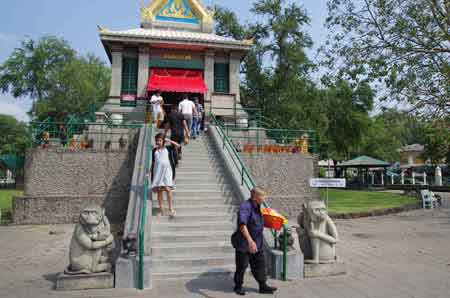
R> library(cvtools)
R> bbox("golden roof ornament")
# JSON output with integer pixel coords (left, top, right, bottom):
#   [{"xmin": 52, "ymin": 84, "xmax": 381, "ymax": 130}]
[{"xmin": 141, "ymin": 6, "xmax": 153, "ymax": 21}]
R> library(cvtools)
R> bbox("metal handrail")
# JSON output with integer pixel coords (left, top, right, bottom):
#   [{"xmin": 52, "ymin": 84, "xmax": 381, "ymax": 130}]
[
  {"xmin": 138, "ymin": 123, "xmax": 153, "ymax": 289},
  {"xmin": 210, "ymin": 114, "xmax": 289, "ymax": 281}
]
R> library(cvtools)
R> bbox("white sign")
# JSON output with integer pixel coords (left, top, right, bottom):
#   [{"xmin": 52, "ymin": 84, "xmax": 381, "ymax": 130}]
[{"xmin": 310, "ymin": 178, "xmax": 346, "ymax": 188}]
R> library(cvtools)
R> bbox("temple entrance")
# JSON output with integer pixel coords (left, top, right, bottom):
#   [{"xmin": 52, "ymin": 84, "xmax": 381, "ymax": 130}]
[
  {"xmin": 159, "ymin": 92, "xmax": 204, "ymax": 114},
  {"xmin": 147, "ymin": 67, "xmax": 207, "ymax": 128}
]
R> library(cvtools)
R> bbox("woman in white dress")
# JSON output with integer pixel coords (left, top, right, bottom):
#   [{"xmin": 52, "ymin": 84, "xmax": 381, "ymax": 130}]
[{"xmin": 151, "ymin": 133, "xmax": 180, "ymax": 217}]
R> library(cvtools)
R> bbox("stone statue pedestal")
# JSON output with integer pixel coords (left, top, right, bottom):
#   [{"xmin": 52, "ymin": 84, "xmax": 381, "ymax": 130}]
[
  {"xmin": 304, "ymin": 261, "xmax": 346, "ymax": 278},
  {"xmin": 56, "ymin": 272, "xmax": 113, "ymax": 291},
  {"xmin": 269, "ymin": 249, "xmax": 304, "ymax": 280}
]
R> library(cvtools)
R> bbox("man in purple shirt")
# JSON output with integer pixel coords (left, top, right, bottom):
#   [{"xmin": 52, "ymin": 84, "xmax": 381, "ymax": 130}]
[{"xmin": 233, "ymin": 187, "xmax": 277, "ymax": 295}]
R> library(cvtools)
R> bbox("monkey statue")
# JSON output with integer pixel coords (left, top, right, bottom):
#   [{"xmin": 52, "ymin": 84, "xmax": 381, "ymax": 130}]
[
  {"xmin": 65, "ymin": 204, "xmax": 114, "ymax": 274},
  {"xmin": 297, "ymin": 200, "xmax": 338, "ymax": 264}
]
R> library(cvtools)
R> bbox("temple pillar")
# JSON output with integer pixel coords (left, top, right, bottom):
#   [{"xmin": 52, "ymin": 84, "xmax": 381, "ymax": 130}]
[
  {"xmin": 204, "ymin": 50, "xmax": 215, "ymax": 113},
  {"xmin": 229, "ymin": 52, "xmax": 241, "ymax": 103},
  {"xmin": 137, "ymin": 46, "xmax": 150, "ymax": 99},
  {"xmin": 109, "ymin": 46, "xmax": 123, "ymax": 98}
]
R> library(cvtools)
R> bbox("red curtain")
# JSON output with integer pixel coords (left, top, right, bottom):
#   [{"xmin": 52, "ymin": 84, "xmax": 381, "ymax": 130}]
[{"xmin": 147, "ymin": 68, "xmax": 207, "ymax": 94}]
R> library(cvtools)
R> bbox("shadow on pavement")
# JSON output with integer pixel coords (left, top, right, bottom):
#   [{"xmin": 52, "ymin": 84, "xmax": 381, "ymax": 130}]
[
  {"xmin": 43, "ymin": 272, "xmax": 59, "ymax": 289},
  {"xmin": 185, "ymin": 272, "xmax": 241, "ymax": 298}
]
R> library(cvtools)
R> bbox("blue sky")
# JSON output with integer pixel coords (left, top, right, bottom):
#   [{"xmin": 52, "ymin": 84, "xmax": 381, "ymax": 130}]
[{"xmin": 0, "ymin": 0, "xmax": 328, "ymax": 121}]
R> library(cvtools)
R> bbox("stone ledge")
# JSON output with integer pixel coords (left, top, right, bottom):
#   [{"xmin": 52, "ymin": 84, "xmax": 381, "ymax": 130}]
[
  {"xmin": 56, "ymin": 272, "xmax": 114, "ymax": 291},
  {"xmin": 12, "ymin": 194, "xmax": 128, "ymax": 225},
  {"xmin": 304, "ymin": 261, "xmax": 346, "ymax": 278}
]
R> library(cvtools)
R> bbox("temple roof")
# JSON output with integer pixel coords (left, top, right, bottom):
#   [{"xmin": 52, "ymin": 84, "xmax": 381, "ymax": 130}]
[{"xmin": 99, "ymin": 27, "xmax": 253, "ymax": 50}]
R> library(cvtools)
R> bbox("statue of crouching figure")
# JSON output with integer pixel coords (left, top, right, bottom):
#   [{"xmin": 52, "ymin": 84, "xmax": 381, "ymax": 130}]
[
  {"xmin": 65, "ymin": 204, "xmax": 114, "ymax": 274},
  {"xmin": 297, "ymin": 200, "xmax": 338, "ymax": 264}
]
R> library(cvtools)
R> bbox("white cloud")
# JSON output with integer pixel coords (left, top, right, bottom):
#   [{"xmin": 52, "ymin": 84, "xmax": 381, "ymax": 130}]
[{"xmin": 0, "ymin": 93, "xmax": 31, "ymax": 122}]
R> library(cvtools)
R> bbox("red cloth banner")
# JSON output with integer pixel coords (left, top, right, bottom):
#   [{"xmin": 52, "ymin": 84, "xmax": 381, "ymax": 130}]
[{"xmin": 147, "ymin": 68, "xmax": 207, "ymax": 94}]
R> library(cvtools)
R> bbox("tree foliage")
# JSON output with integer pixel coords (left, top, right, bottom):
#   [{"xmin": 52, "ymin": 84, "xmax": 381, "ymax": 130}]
[
  {"xmin": 323, "ymin": 0, "xmax": 450, "ymax": 118},
  {"xmin": 215, "ymin": 0, "xmax": 375, "ymax": 159},
  {"xmin": 0, "ymin": 36, "xmax": 110, "ymax": 121},
  {"xmin": 0, "ymin": 114, "xmax": 29, "ymax": 155}
]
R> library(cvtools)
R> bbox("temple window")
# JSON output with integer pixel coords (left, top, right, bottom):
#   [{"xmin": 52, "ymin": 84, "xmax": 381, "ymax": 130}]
[
  {"xmin": 214, "ymin": 63, "xmax": 229, "ymax": 93},
  {"xmin": 121, "ymin": 57, "xmax": 138, "ymax": 95}
]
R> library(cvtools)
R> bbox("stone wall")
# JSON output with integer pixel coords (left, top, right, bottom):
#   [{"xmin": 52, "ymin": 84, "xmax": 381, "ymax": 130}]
[
  {"xmin": 241, "ymin": 153, "xmax": 320, "ymax": 218},
  {"xmin": 13, "ymin": 148, "xmax": 136, "ymax": 224}
]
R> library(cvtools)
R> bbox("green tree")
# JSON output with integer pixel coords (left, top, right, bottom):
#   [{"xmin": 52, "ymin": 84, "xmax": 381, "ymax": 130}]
[
  {"xmin": 423, "ymin": 121, "xmax": 450, "ymax": 165},
  {"xmin": 323, "ymin": 0, "xmax": 450, "ymax": 118},
  {"xmin": 0, "ymin": 36, "xmax": 110, "ymax": 121},
  {"xmin": 322, "ymin": 79, "xmax": 373, "ymax": 159},
  {"xmin": 34, "ymin": 54, "xmax": 110, "ymax": 121},
  {"xmin": 214, "ymin": 1, "xmax": 374, "ymax": 159},
  {"xmin": 0, "ymin": 115, "xmax": 29, "ymax": 155},
  {"xmin": 0, "ymin": 36, "xmax": 75, "ymax": 102}
]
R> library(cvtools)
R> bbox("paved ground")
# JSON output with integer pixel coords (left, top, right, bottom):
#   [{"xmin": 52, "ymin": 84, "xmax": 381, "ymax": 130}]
[{"xmin": 1, "ymin": 194, "xmax": 449, "ymax": 298}]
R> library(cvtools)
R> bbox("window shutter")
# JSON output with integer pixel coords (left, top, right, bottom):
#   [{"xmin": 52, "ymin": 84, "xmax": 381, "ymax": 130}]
[
  {"xmin": 121, "ymin": 57, "xmax": 138, "ymax": 95},
  {"xmin": 214, "ymin": 63, "xmax": 229, "ymax": 93}
]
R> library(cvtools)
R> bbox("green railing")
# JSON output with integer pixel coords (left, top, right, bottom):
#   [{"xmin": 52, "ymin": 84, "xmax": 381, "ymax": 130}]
[
  {"xmin": 210, "ymin": 114, "xmax": 289, "ymax": 281},
  {"xmin": 138, "ymin": 123, "xmax": 153, "ymax": 289},
  {"xmin": 29, "ymin": 121, "xmax": 141, "ymax": 149}
]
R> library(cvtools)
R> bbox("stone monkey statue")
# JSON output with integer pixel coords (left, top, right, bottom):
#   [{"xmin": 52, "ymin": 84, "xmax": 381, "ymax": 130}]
[
  {"xmin": 66, "ymin": 204, "xmax": 114, "ymax": 274},
  {"xmin": 297, "ymin": 200, "xmax": 338, "ymax": 264}
]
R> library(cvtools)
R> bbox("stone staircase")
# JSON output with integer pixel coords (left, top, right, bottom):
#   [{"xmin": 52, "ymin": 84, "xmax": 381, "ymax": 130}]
[{"xmin": 150, "ymin": 135, "xmax": 240, "ymax": 282}]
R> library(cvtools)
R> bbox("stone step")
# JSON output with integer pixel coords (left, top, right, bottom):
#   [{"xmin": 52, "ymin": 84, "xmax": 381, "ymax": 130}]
[
  {"xmin": 177, "ymin": 166, "xmax": 221, "ymax": 172},
  {"xmin": 152, "ymin": 255, "xmax": 235, "ymax": 272},
  {"xmin": 151, "ymin": 242, "xmax": 234, "ymax": 257},
  {"xmin": 156, "ymin": 197, "xmax": 238, "ymax": 206},
  {"xmin": 152, "ymin": 221, "xmax": 235, "ymax": 233},
  {"xmin": 173, "ymin": 190, "xmax": 233, "ymax": 198},
  {"xmin": 174, "ymin": 183, "xmax": 231, "ymax": 192},
  {"xmin": 152, "ymin": 213, "xmax": 235, "ymax": 223},
  {"xmin": 152, "ymin": 204, "xmax": 239, "ymax": 216},
  {"xmin": 178, "ymin": 161, "xmax": 223, "ymax": 168},
  {"xmin": 152, "ymin": 266, "xmax": 234, "ymax": 281},
  {"xmin": 175, "ymin": 172, "xmax": 226, "ymax": 179},
  {"xmin": 176, "ymin": 176, "xmax": 224, "ymax": 183},
  {"xmin": 151, "ymin": 231, "xmax": 232, "ymax": 243},
  {"xmin": 176, "ymin": 168, "xmax": 226, "ymax": 175}
]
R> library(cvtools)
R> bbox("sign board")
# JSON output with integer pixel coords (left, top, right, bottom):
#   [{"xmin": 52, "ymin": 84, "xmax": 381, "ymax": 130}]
[
  {"xmin": 163, "ymin": 54, "xmax": 192, "ymax": 61},
  {"xmin": 310, "ymin": 178, "xmax": 346, "ymax": 188},
  {"xmin": 121, "ymin": 94, "xmax": 136, "ymax": 101}
]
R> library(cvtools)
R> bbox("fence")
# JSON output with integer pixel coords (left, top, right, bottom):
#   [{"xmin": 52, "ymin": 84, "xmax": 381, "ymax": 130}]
[{"xmin": 29, "ymin": 121, "xmax": 141, "ymax": 151}]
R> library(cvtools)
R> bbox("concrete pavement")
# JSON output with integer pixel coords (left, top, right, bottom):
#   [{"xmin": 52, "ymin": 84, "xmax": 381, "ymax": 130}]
[{"xmin": 1, "ymin": 197, "xmax": 450, "ymax": 298}]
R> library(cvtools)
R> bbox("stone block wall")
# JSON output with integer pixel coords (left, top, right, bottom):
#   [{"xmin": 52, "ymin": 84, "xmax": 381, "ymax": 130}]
[
  {"xmin": 13, "ymin": 147, "xmax": 136, "ymax": 225},
  {"xmin": 240, "ymin": 153, "xmax": 320, "ymax": 219}
]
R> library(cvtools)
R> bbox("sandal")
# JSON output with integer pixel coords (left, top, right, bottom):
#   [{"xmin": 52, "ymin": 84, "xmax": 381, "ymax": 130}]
[{"xmin": 169, "ymin": 209, "xmax": 176, "ymax": 218}]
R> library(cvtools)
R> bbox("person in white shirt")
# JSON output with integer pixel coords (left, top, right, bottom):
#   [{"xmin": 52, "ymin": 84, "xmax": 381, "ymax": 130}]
[
  {"xmin": 178, "ymin": 94, "xmax": 197, "ymax": 142},
  {"xmin": 150, "ymin": 90, "xmax": 164, "ymax": 128}
]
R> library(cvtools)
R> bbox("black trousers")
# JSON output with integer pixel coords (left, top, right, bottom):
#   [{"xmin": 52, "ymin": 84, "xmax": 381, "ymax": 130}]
[{"xmin": 234, "ymin": 250, "xmax": 267, "ymax": 288}]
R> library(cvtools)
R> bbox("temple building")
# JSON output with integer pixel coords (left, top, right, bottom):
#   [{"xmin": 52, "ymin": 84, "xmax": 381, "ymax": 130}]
[{"xmin": 98, "ymin": 0, "xmax": 252, "ymax": 121}]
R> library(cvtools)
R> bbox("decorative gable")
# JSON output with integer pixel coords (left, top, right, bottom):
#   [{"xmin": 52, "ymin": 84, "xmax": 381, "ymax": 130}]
[
  {"xmin": 156, "ymin": 0, "xmax": 199, "ymax": 24},
  {"xmin": 141, "ymin": 0, "xmax": 214, "ymax": 32}
]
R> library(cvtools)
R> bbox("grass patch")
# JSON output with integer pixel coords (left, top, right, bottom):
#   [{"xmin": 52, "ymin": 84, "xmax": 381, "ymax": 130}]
[
  {"xmin": 0, "ymin": 190, "xmax": 23, "ymax": 217},
  {"xmin": 320, "ymin": 189, "xmax": 417, "ymax": 214}
]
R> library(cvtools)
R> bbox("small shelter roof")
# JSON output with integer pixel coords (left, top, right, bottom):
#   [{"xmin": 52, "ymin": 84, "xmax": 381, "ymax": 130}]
[
  {"xmin": 338, "ymin": 155, "xmax": 390, "ymax": 168},
  {"xmin": 398, "ymin": 143, "xmax": 424, "ymax": 152}
]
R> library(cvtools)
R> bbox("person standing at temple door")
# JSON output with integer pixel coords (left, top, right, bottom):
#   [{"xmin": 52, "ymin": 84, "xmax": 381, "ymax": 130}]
[
  {"xmin": 178, "ymin": 94, "xmax": 196, "ymax": 143},
  {"xmin": 150, "ymin": 90, "xmax": 164, "ymax": 128},
  {"xmin": 231, "ymin": 187, "xmax": 278, "ymax": 295}
]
